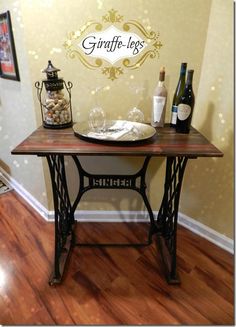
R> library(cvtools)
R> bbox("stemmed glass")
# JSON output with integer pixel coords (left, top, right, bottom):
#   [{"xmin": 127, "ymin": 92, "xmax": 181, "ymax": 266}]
[
  {"xmin": 127, "ymin": 84, "xmax": 145, "ymax": 123},
  {"xmin": 126, "ymin": 84, "xmax": 146, "ymax": 139},
  {"xmin": 88, "ymin": 87, "xmax": 106, "ymax": 133}
]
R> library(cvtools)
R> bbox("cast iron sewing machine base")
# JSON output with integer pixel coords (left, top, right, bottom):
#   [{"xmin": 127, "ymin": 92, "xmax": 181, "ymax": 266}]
[{"xmin": 47, "ymin": 155, "xmax": 188, "ymax": 286}]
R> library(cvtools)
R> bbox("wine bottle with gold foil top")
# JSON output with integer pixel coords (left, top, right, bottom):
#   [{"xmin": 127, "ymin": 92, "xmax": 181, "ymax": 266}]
[
  {"xmin": 176, "ymin": 69, "xmax": 195, "ymax": 134},
  {"xmin": 151, "ymin": 66, "xmax": 167, "ymax": 128},
  {"xmin": 170, "ymin": 62, "xmax": 187, "ymax": 127}
]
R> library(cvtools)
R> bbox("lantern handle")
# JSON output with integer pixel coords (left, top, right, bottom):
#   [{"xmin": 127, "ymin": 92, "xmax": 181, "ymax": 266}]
[
  {"xmin": 63, "ymin": 80, "xmax": 73, "ymax": 106},
  {"xmin": 35, "ymin": 81, "xmax": 45, "ymax": 124},
  {"xmin": 35, "ymin": 81, "xmax": 43, "ymax": 103},
  {"xmin": 64, "ymin": 81, "xmax": 73, "ymax": 93}
]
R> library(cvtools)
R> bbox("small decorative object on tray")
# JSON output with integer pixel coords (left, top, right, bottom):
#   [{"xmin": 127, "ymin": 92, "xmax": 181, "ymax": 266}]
[
  {"xmin": 73, "ymin": 120, "xmax": 156, "ymax": 142},
  {"xmin": 35, "ymin": 60, "xmax": 73, "ymax": 129}
]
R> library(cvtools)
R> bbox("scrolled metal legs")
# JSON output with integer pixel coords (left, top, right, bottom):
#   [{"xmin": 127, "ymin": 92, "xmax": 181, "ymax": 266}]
[
  {"xmin": 157, "ymin": 156, "xmax": 188, "ymax": 284},
  {"xmin": 46, "ymin": 153, "xmax": 188, "ymax": 286},
  {"xmin": 46, "ymin": 155, "xmax": 74, "ymax": 285}
]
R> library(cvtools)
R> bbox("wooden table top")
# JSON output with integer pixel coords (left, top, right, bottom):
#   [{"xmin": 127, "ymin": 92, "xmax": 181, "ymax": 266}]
[{"xmin": 11, "ymin": 124, "xmax": 223, "ymax": 158}]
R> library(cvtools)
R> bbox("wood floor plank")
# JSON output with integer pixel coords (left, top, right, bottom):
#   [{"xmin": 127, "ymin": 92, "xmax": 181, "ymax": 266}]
[
  {"xmin": 177, "ymin": 227, "xmax": 233, "ymax": 276},
  {"xmin": 0, "ymin": 191, "xmax": 234, "ymax": 325},
  {"xmin": 38, "ymin": 288, "xmax": 76, "ymax": 325},
  {"xmin": 56, "ymin": 271, "xmax": 123, "ymax": 325},
  {"xmin": 100, "ymin": 275, "xmax": 181, "ymax": 325},
  {"xmin": 0, "ymin": 264, "xmax": 43, "ymax": 324},
  {"xmin": 190, "ymin": 265, "xmax": 233, "ymax": 304},
  {"xmin": 24, "ymin": 307, "xmax": 56, "ymax": 325},
  {"xmin": 133, "ymin": 248, "xmax": 212, "ymax": 324},
  {"xmin": 173, "ymin": 270, "xmax": 233, "ymax": 325}
]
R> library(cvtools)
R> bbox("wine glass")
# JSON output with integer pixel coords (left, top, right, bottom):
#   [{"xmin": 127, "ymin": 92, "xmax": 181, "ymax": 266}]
[
  {"xmin": 127, "ymin": 107, "xmax": 144, "ymax": 123},
  {"xmin": 127, "ymin": 84, "xmax": 145, "ymax": 123},
  {"xmin": 88, "ymin": 107, "xmax": 106, "ymax": 132},
  {"xmin": 88, "ymin": 86, "xmax": 106, "ymax": 132}
]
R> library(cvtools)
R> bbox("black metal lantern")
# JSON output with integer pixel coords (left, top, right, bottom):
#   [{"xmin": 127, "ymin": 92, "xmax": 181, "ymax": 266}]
[{"xmin": 35, "ymin": 60, "xmax": 73, "ymax": 129}]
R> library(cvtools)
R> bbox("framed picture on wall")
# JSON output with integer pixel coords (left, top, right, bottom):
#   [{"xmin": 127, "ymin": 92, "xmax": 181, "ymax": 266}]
[{"xmin": 0, "ymin": 10, "xmax": 20, "ymax": 81}]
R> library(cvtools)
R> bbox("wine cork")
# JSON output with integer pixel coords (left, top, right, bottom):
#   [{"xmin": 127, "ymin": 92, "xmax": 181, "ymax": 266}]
[
  {"xmin": 44, "ymin": 90, "xmax": 71, "ymax": 125},
  {"xmin": 159, "ymin": 66, "xmax": 165, "ymax": 81}
]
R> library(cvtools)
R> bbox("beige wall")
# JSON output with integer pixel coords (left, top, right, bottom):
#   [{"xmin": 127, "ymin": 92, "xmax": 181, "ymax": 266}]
[
  {"xmin": 0, "ymin": 0, "xmax": 48, "ymax": 208},
  {"xmin": 180, "ymin": 0, "xmax": 234, "ymax": 238},
  {"xmin": 0, "ymin": 0, "xmax": 233, "ymax": 238}
]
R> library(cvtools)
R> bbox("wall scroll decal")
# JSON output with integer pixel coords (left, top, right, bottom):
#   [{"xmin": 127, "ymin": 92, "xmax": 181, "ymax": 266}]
[{"xmin": 64, "ymin": 9, "xmax": 163, "ymax": 81}]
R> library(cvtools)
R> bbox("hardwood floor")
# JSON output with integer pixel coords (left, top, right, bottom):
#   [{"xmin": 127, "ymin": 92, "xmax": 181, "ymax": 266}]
[{"xmin": 0, "ymin": 191, "xmax": 234, "ymax": 325}]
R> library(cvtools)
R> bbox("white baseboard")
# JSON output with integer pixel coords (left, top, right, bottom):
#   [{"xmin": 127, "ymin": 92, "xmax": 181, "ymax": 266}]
[
  {"xmin": 178, "ymin": 213, "xmax": 234, "ymax": 254},
  {"xmin": 47, "ymin": 210, "xmax": 150, "ymax": 222},
  {"xmin": 1, "ymin": 167, "xmax": 234, "ymax": 254}
]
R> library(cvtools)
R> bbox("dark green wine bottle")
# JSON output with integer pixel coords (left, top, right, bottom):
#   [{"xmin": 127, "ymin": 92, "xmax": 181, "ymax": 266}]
[
  {"xmin": 176, "ymin": 70, "xmax": 195, "ymax": 134},
  {"xmin": 170, "ymin": 63, "xmax": 187, "ymax": 127}
]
